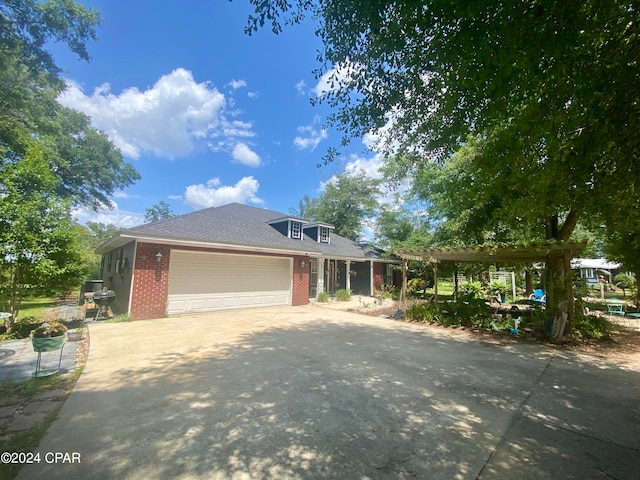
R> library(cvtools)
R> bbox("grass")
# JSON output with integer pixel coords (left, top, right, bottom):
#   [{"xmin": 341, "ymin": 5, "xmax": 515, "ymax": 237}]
[
  {"xmin": 0, "ymin": 366, "xmax": 84, "ymax": 480},
  {"xmin": 8, "ymin": 297, "xmax": 57, "ymax": 321}
]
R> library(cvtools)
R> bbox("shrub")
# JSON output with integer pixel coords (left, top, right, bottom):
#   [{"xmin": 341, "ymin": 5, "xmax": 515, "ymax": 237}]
[
  {"xmin": 9, "ymin": 316, "xmax": 43, "ymax": 339},
  {"xmin": 407, "ymin": 278, "xmax": 427, "ymax": 297},
  {"xmin": 335, "ymin": 289, "xmax": 352, "ymax": 301},
  {"xmin": 573, "ymin": 314, "xmax": 613, "ymax": 341},
  {"xmin": 614, "ymin": 273, "xmax": 635, "ymax": 297},
  {"xmin": 316, "ymin": 291, "xmax": 330, "ymax": 302},
  {"xmin": 460, "ymin": 281, "xmax": 483, "ymax": 298},
  {"xmin": 407, "ymin": 303, "xmax": 441, "ymax": 322},
  {"xmin": 488, "ymin": 280, "xmax": 509, "ymax": 296}
]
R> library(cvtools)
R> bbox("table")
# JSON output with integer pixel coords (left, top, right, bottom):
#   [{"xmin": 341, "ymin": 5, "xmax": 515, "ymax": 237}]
[{"xmin": 606, "ymin": 299, "xmax": 625, "ymax": 316}]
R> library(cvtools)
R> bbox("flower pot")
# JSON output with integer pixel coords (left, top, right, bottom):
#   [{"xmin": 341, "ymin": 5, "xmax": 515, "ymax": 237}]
[
  {"xmin": 67, "ymin": 330, "xmax": 84, "ymax": 342},
  {"xmin": 32, "ymin": 335, "xmax": 65, "ymax": 352}
]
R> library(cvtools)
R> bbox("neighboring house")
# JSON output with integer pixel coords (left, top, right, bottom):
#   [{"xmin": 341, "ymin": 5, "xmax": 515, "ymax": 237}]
[
  {"xmin": 95, "ymin": 203, "xmax": 400, "ymax": 320},
  {"xmin": 571, "ymin": 258, "xmax": 622, "ymax": 286}
]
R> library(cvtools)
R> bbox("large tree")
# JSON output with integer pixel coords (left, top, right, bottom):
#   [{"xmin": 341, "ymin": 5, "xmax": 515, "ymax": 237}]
[
  {"xmin": 292, "ymin": 171, "xmax": 380, "ymax": 241},
  {"xmin": 0, "ymin": 1, "xmax": 140, "ymax": 326},
  {"xmin": 248, "ymin": 0, "xmax": 639, "ymax": 339}
]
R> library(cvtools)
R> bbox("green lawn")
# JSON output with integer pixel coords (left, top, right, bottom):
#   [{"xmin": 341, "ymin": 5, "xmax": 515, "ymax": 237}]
[{"xmin": 14, "ymin": 297, "xmax": 58, "ymax": 320}]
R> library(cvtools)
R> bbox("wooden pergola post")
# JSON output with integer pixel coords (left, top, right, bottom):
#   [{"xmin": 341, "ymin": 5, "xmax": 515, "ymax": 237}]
[
  {"xmin": 433, "ymin": 261, "xmax": 438, "ymax": 303},
  {"xmin": 401, "ymin": 259, "xmax": 408, "ymax": 313}
]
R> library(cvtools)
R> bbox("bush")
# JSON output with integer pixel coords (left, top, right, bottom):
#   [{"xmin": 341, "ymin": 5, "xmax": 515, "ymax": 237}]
[
  {"xmin": 488, "ymin": 280, "xmax": 509, "ymax": 296},
  {"xmin": 335, "ymin": 289, "xmax": 352, "ymax": 301},
  {"xmin": 573, "ymin": 314, "xmax": 613, "ymax": 341},
  {"xmin": 614, "ymin": 273, "xmax": 635, "ymax": 296},
  {"xmin": 316, "ymin": 291, "xmax": 330, "ymax": 302},
  {"xmin": 407, "ymin": 278, "xmax": 427, "ymax": 297},
  {"xmin": 407, "ymin": 303, "xmax": 441, "ymax": 322},
  {"xmin": 9, "ymin": 316, "xmax": 43, "ymax": 339},
  {"xmin": 460, "ymin": 281, "xmax": 483, "ymax": 298},
  {"xmin": 376, "ymin": 286, "xmax": 400, "ymax": 301}
]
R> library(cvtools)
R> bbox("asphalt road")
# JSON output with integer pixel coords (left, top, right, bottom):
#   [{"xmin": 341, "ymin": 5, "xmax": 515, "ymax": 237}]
[{"xmin": 17, "ymin": 305, "xmax": 640, "ymax": 479}]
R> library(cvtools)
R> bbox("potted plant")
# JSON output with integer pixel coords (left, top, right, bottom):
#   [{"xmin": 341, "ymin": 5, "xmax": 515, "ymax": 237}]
[
  {"xmin": 31, "ymin": 321, "xmax": 67, "ymax": 352},
  {"xmin": 489, "ymin": 280, "xmax": 510, "ymax": 303}
]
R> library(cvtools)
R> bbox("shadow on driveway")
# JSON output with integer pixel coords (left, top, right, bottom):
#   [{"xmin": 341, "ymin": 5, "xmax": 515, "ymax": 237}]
[{"xmin": 17, "ymin": 307, "xmax": 640, "ymax": 479}]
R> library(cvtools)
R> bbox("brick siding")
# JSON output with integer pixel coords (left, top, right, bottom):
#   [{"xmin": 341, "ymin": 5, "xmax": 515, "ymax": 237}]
[{"xmin": 292, "ymin": 255, "xmax": 310, "ymax": 306}]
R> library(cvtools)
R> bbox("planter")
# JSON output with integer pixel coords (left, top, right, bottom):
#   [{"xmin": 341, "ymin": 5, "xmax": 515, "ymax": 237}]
[
  {"xmin": 67, "ymin": 330, "xmax": 84, "ymax": 342},
  {"xmin": 32, "ymin": 335, "xmax": 65, "ymax": 352}
]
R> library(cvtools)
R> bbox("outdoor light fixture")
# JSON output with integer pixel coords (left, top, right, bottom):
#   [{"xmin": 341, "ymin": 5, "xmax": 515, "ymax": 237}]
[
  {"xmin": 155, "ymin": 251, "xmax": 163, "ymax": 263},
  {"xmin": 300, "ymin": 260, "xmax": 306, "ymax": 268}
]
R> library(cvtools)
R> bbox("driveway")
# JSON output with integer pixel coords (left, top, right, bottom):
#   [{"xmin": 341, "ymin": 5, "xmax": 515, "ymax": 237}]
[{"xmin": 17, "ymin": 305, "xmax": 640, "ymax": 479}]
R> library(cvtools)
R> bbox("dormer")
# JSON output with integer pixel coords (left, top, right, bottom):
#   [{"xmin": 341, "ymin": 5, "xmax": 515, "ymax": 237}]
[
  {"xmin": 269, "ymin": 216, "xmax": 308, "ymax": 240},
  {"xmin": 303, "ymin": 222, "xmax": 334, "ymax": 244}
]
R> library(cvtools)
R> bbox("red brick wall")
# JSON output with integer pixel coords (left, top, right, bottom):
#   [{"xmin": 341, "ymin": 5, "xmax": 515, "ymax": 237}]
[
  {"xmin": 291, "ymin": 255, "xmax": 310, "ymax": 306},
  {"xmin": 130, "ymin": 243, "xmax": 170, "ymax": 320},
  {"xmin": 373, "ymin": 262, "xmax": 386, "ymax": 292}
]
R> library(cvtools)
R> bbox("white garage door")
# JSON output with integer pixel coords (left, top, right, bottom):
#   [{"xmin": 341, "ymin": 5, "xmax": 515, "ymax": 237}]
[{"xmin": 167, "ymin": 250, "xmax": 292, "ymax": 315}]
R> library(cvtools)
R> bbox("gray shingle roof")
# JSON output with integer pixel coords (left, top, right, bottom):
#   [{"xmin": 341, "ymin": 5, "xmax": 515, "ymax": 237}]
[{"xmin": 103, "ymin": 203, "xmax": 387, "ymax": 261}]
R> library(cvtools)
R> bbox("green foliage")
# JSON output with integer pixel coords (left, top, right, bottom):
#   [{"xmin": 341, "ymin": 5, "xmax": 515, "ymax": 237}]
[
  {"xmin": 572, "ymin": 315, "xmax": 613, "ymax": 342},
  {"xmin": 376, "ymin": 286, "xmax": 399, "ymax": 301},
  {"xmin": 316, "ymin": 291, "xmax": 330, "ymax": 302},
  {"xmin": 488, "ymin": 280, "xmax": 509, "ymax": 296},
  {"xmin": 442, "ymin": 295, "xmax": 491, "ymax": 326},
  {"xmin": 459, "ymin": 281, "xmax": 483, "ymax": 298},
  {"xmin": 406, "ymin": 303, "xmax": 441, "ymax": 323},
  {"xmin": 2, "ymin": 316, "xmax": 42, "ymax": 339},
  {"xmin": 407, "ymin": 278, "xmax": 427, "ymax": 297},
  {"xmin": 30, "ymin": 320, "xmax": 67, "ymax": 338},
  {"xmin": 145, "ymin": 201, "xmax": 176, "ymax": 223},
  {"xmin": 335, "ymin": 289, "xmax": 351, "ymax": 301},
  {"xmin": 614, "ymin": 273, "xmax": 635, "ymax": 290},
  {"xmin": 292, "ymin": 171, "xmax": 380, "ymax": 241}
]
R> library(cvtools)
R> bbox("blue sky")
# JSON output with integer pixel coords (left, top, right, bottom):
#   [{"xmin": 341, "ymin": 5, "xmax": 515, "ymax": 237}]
[{"xmin": 53, "ymin": 0, "xmax": 386, "ymax": 228}]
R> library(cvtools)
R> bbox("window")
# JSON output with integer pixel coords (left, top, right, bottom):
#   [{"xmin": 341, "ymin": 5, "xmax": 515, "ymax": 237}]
[
  {"xmin": 115, "ymin": 248, "xmax": 124, "ymax": 273},
  {"xmin": 291, "ymin": 221, "xmax": 302, "ymax": 239},
  {"xmin": 320, "ymin": 226, "xmax": 329, "ymax": 243},
  {"xmin": 386, "ymin": 264, "xmax": 394, "ymax": 287}
]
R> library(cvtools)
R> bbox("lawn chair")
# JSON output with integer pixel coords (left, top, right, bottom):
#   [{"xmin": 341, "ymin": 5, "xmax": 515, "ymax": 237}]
[{"xmin": 529, "ymin": 289, "xmax": 546, "ymax": 304}]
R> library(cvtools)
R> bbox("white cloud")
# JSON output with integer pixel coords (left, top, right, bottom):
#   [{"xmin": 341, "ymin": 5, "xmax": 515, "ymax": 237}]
[
  {"xmin": 295, "ymin": 80, "xmax": 306, "ymax": 95},
  {"xmin": 311, "ymin": 62, "xmax": 362, "ymax": 98},
  {"xmin": 184, "ymin": 176, "xmax": 263, "ymax": 209},
  {"xmin": 72, "ymin": 202, "xmax": 145, "ymax": 228},
  {"xmin": 232, "ymin": 143, "xmax": 261, "ymax": 167},
  {"xmin": 228, "ymin": 79, "xmax": 247, "ymax": 90},
  {"xmin": 294, "ymin": 117, "xmax": 328, "ymax": 150},
  {"xmin": 58, "ymin": 68, "xmax": 255, "ymax": 160}
]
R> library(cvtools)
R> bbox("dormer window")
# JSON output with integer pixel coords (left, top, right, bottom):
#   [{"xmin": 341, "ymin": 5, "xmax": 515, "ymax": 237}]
[
  {"xmin": 320, "ymin": 226, "xmax": 330, "ymax": 243},
  {"xmin": 291, "ymin": 221, "xmax": 302, "ymax": 239}
]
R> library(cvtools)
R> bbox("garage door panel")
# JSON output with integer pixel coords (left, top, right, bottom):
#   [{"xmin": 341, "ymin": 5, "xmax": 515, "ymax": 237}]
[{"xmin": 167, "ymin": 251, "xmax": 292, "ymax": 315}]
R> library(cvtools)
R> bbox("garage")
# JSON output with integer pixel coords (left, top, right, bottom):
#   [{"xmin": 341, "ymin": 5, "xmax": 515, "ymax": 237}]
[{"xmin": 167, "ymin": 250, "xmax": 292, "ymax": 315}]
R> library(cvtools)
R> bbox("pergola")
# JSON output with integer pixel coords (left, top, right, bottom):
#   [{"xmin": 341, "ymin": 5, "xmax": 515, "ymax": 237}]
[{"xmin": 394, "ymin": 241, "xmax": 587, "ymax": 313}]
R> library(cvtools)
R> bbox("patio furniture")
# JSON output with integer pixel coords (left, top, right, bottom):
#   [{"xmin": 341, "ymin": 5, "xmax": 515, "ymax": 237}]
[
  {"xmin": 606, "ymin": 298, "xmax": 625, "ymax": 316},
  {"xmin": 529, "ymin": 289, "xmax": 546, "ymax": 303}
]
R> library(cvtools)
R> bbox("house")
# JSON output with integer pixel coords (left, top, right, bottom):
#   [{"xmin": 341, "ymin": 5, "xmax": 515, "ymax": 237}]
[
  {"xmin": 571, "ymin": 258, "xmax": 622, "ymax": 286},
  {"xmin": 95, "ymin": 203, "xmax": 400, "ymax": 320}
]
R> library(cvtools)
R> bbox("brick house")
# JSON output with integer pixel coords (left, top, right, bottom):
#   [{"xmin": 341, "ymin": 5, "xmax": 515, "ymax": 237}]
[{"xmin": 95, "ymin": 203, "xmax": 400, "ymax": 320}]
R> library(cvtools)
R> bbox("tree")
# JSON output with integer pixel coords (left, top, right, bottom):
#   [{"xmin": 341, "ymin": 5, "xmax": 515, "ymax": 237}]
[
  {"xmin": 291, "ymin": 171, "xmax": 380, "ymax": 241},
  {"xmin": 0, "ymin": 1, "xmax": 140, "ymax": 210},
  {"xmin": 248, "ymin": 0, "xmax": 639, "ymax": 340},
  {"xmin": 145, "ymin": 201, "xmax": 176, "ymax": 223},
  {"xmin": 83, "ymin": 221, "xmax": 124, "ymax": 278},
  {"xmin": 0, "ymin": 144, "xmax": 90, "ymax": 328},
  {"xmin": 0, "ymin": 1, "xmax": 140, "ymax": 327}
]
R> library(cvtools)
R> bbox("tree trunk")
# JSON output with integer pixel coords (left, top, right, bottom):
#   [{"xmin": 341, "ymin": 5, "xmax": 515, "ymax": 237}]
[{"xmin": 544, "ymin": 211, "xmax": 580, "ymax": 344}]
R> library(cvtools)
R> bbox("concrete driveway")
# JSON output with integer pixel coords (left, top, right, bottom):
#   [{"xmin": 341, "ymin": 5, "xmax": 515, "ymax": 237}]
[{"xmin": 17, "ymin": 305, "xmax": 640, "ymax": 479}]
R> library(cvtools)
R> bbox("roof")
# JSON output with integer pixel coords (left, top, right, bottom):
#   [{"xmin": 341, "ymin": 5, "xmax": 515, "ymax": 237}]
[
  {"xmin": 395, "ymin": 241, "xmax": 587, "ymax": 264},
  {"xmin": 571, "ymin": 258, "xmax": 622, "ymax": 270},
  {"xmin": 96, "ymin": 203, "xmax": 390, "ymax": 261}
]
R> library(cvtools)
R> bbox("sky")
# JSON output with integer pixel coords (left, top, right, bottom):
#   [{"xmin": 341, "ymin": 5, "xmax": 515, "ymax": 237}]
[{"xmin": 50, "ymin": 0, "xmax": 387, "ymax": 228}]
